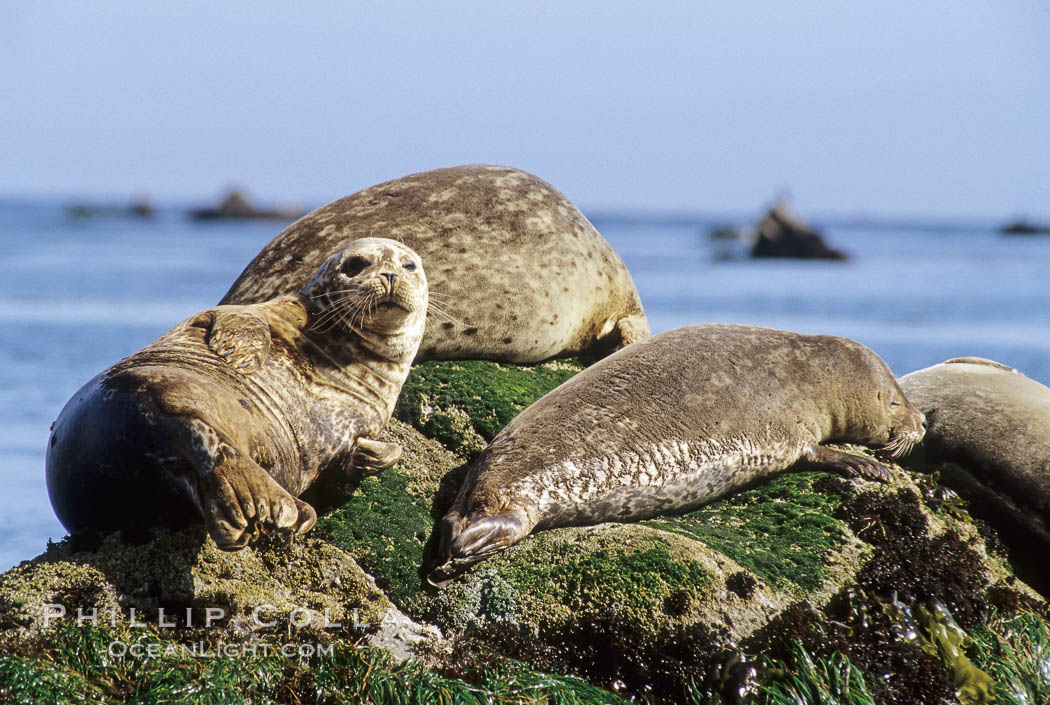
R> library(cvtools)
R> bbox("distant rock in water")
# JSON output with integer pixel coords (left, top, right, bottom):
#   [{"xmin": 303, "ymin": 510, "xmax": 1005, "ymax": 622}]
[
  {"xmin": 706, "ymin": 224, "xmax": 753, "ymax": 261},
  {"xmin": 751, "ymin": 202, "xmax": 848, "ymax": 260},
  {"xmin": 188, "ymin": 189, "xmax": 307, "ymax": 221},
  {"xmin": 67, "ymin": 197, "xmax": 154, "ymax": 220},
  {"xmin": 1001, "ymin": 218, "xmax": 1050, "ymax": 236}
]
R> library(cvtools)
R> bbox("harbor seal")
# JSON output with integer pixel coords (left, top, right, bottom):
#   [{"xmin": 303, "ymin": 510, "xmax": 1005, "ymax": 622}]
[
  {"xmin": 428, "ymin": 324, "xmax": 926, "ymax": 584},
  {"xmin": 220, "ymin": 164, "xmax": 650, "ymax": 363},
  {"xmin": 46, "ymin": 238, "xmax": 427, "ymax": 550},
  {"xmin": 898, "ymin": 358, "xmax": 1050, "ymax": 594}
]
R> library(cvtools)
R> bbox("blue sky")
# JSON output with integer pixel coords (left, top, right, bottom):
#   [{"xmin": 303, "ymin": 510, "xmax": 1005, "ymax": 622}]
[{"xmin": 2, "ymin": 1, "xmax": 1048, "ymax": 219}]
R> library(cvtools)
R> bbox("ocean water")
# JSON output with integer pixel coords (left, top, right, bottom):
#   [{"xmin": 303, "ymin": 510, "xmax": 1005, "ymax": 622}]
[{"xmin": 3, "ymin": 201, "xmax": 1049, "ymax": 571}]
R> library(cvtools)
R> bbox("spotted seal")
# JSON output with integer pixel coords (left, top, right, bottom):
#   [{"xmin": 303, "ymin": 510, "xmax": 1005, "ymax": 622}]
[
  {"xmin": 898, "ymin": 357, "xmax": 1050, "ymax": 594},
  {"xmin": 46, "ymin": 238, "xmax": 427, "ymax": 550},
  {"xmin": 220, "ymin": 164, "xmax": 650, "ymax": 363},
  {"xmin": 428, "ymin": 324, "xmax": 926, "ymax": 584}
]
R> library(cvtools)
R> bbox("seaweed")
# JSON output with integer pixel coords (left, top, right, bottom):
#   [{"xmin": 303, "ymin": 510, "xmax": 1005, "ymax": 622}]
[
  {"xmin": 645, "ymin": 470, "xmax": 852, "ymax": 592},
  {"xmin": 394, "ymin": 358, "xmax": 583, "ymax": 458}
]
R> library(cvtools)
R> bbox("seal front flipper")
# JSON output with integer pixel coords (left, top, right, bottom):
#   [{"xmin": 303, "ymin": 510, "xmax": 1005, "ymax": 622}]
[
  {"xmin": 427, "ymin": 508, "xmax": 531, "ymax": 586},
  {"xmin": 800, "ymin": 442, "xmax": 894, "ymax": 483},
  {"xmin": 205, "ymin": 308, "xmax": 272, "ymax": 374},
  {"xmin": 350, "ymin": 438, "xmax": 402, "ymax": 476}
]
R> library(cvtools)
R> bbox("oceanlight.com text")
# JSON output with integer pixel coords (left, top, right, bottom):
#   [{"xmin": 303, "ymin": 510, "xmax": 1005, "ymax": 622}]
[{"xmin": 107, "ymin": 640, "xmax": 335, "ymax": 660}]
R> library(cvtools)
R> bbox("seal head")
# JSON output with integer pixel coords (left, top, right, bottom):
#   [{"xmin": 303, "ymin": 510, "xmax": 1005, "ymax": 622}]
[{"xmin": 299, "ymin": 237, "xmax": 429, "ymax": 362}]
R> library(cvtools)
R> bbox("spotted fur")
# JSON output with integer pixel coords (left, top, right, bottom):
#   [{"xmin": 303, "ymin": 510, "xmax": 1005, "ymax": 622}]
[{"xmin": 221, "ymin": 164, "xmax": 650, "ymax": 363}]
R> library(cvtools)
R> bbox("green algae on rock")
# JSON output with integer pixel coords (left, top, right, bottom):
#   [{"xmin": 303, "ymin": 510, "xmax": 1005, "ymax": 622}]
[
  {"xmin": 0, "ymin": 527, "xmax": 401, "ymax": 642},
  {"xmin": 393, "ymin": 358, "xmax": 584, "ymax": 458},
  {"xmin": 644, "ymin": 469, "xmax": 855, "ymax": 593},
  {"xmin": 313, "ymin": 417, "xmax": 465, "ymax": 609},
  {"xmin": 428, "ymin": 526, "xmax": 715, "ymax": 632},
  {"xmin": 315, "ymin": 466, "xmax": 435, "ymax": 606}
]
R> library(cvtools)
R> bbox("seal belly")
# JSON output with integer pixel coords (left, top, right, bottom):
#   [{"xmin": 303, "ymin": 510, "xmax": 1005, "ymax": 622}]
[{"xmin": 533, "ymin": 438, "xmax": 802, "ymax": 529}]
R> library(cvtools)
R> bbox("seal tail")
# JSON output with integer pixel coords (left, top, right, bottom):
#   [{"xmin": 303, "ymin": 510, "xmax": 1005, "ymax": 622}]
[{"xmin": 427, "ymin": 508, "xmax": 530, "ymax": 587}]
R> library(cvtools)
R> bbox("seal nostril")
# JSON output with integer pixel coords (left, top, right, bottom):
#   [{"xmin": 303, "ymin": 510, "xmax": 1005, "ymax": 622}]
[{"xmin": 382, "ymin": 272, "xmax": 396, "ymax": 284}]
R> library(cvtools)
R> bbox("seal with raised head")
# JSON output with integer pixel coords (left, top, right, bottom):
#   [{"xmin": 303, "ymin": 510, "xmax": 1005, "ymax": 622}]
[
  {"xmin": 220, "ymin": 164, "xmax": 650, "ymax": 363},
  {"xmin": 898, "ymin": 357, "xmax": 1050, "ymax": 595},
  {"xmin": 428, "ymin": 324, "xmax": 926, "ymax": 584},
  {"xmin": 46, "ymin": 238, "xmax": 427, "ymax": 550}
]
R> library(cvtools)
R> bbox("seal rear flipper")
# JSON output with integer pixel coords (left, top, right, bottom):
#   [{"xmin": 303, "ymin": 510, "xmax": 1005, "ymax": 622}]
[
  {"xmin": 46, "ymin": 373, "xmax": 200, "ymax": 535},
  {"xmin": 801, "ymin": 443, "xmax": 893, "ymax": 483},
  {"xmin": 615, "ymin": 314, "xmax": 651, "ymax": 348},
  {"xmin": 427, "ymin": 508, "xmax": 531, "ymax": 586},
  {"xmin": 292, "ymin": 497, "xmax": 317, "ymax": 535},
  {"xmin": 587, "ymin": 314, "xmax": 652, "ymax": 362},
  {"xmin": 185, "ymin": 437, "xmax": 308, "ymax": 550}
]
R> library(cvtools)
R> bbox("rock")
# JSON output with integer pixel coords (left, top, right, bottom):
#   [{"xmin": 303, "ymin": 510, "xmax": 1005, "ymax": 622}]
[
  {"xmin": 188, "ymin": 189, "xmax": 307, "ymax": 221},
  {"xmin": 66, "ymin": 198, "xmax": 154, "ymax": 220},
  {"xmin": 751, "ymin": 202, "xmax": 848, "ymax": 260},
  {"xmin": 0, "ymin": 527, "xmax": 400, "ymax": 641},
  {"xmin": 2, "ymin": 356, "xmax": 1047, "ymax": 704},
  {"xmin": 707, "ymin": 224, "xmax": 753, "ymax": 261},
  {"xmin": 1001, "ymin": 218, "xmax": 1050, "ymax": 236}
]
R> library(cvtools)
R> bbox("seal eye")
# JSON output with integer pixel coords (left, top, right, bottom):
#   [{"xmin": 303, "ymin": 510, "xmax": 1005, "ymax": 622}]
[
  {"xmin": 403, "ymin": 261, "xmax": 417, "ymax": 271},
  {"xmin": 342, "ymin": 256, "xmax": 369, "ymax": 277}
]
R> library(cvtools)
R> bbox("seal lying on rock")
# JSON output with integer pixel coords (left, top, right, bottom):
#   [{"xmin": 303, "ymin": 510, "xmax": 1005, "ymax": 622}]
[
  {"xmin": 46, "ymin": 238, "xmax": 427, "ymax": 550},
  {"xmin": 220, "ymin": 164, "xmax": 650, "ymax": 363},
  {"xmin": 428, "ymin": 324, "xmax": 926, "ymax": 584},
  {"xmin": 898, "ymin": 357, "xmax": 1050, "ymax": 595}
]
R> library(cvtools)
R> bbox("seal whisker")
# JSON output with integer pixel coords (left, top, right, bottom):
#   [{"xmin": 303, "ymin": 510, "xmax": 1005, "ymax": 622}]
[
  {"xmin": 321, "ymin": 286, "xmax": 372, "ymax": 297},
  {"xmin": 309, "ymin": 306, "xmax": 341, "ymax": 333},
  {"xmin": 322, "ymin": 293, "xmax": 370, "ymax": 316},
  {"xmin": 323, "ymin": 293, "xmax": 368, "ymax": 333},
  {"xmin": 424, "ymin": 294, "xmax": 454, "ymax": 309},
  {"xmin": 425, "ymin": 301, "xmax": 461, "ymax": 325},
  {"xmin": 344, "ymin": 292, "xmax": 376, "ymax": 331},
  {"xmin": 316, "ymin": 291, "xmax": 369, "ymax": 309},
  {"xmin": 310, "ymin": 295, "xmax": 353, "ymax": 333},
  {"xmin": 345, "ymin": 290, "xmax": 380, "ymax": 331},
  {"xmin": 886, "ymin": 434, "xmax": 918, "ymax": 458},
  {"xmin": 312, "ymin": 293, "xmax": 366, "ymax": 332},
  {"xmin": 311, "ymin": 286, "xmax": 382, "ymax": 333}
]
